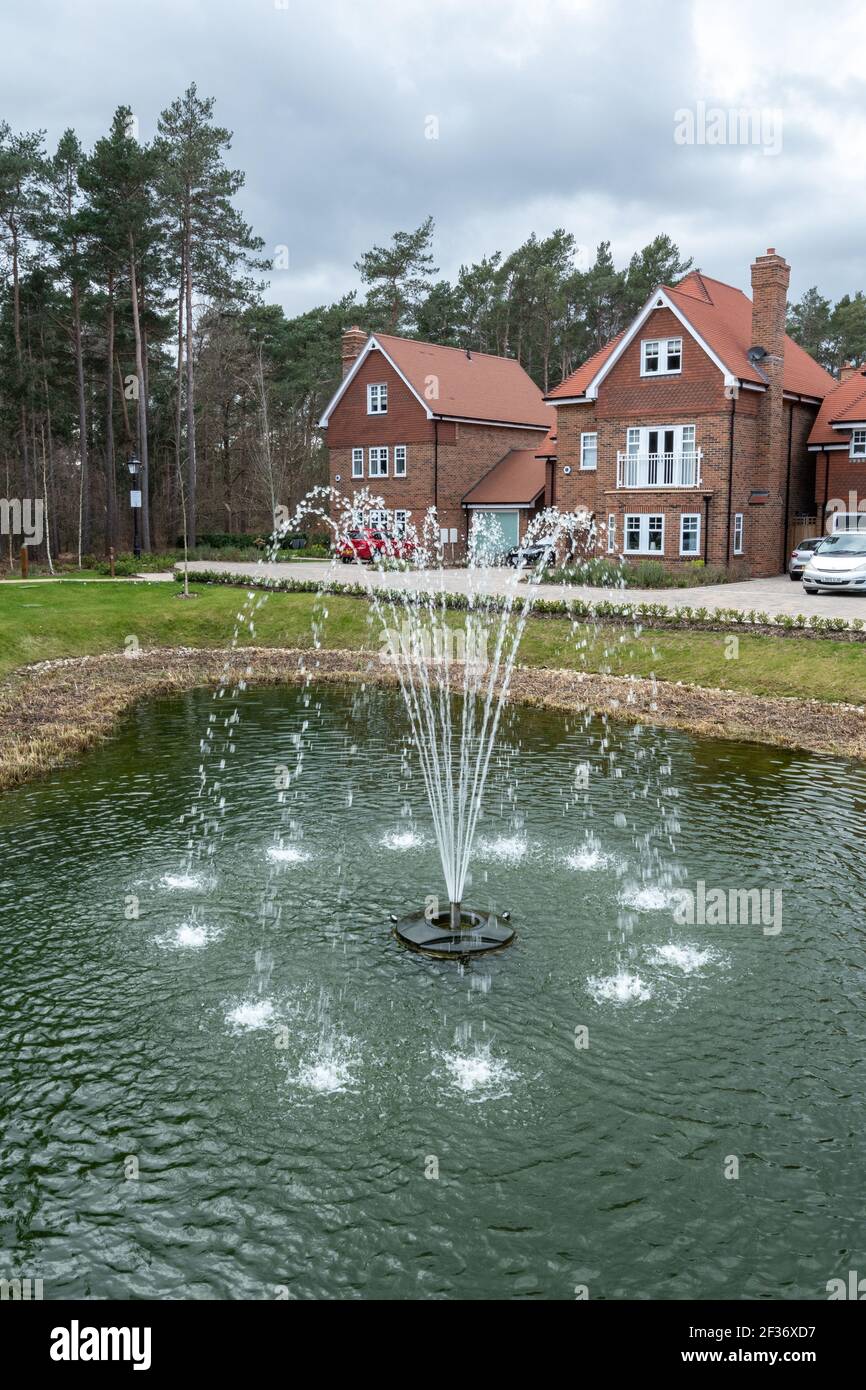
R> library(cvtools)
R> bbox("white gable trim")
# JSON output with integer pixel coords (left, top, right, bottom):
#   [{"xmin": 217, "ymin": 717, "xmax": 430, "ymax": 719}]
[
  {"xmin": 584, "ymin": 288, "xmax": 738, "ymax": 398},
  {"xmin": 438, "ymin": 414, "xmax": 550, "ymax": 430},
  {"xmin": 808, "ymin": 443, "xmax": 848, "ymax": 452},
  {"xmin": 318, "ymin": 336, "xmax": 434, "ymax": 428},
  {"xmin": 832, "ymin": 419, "xmax": 866, "ymax": 430}
]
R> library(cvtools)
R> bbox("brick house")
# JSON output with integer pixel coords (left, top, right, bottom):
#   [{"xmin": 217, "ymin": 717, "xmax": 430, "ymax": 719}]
[
  {"xmin": 544, "ymin": 249, "xmax": 837, "ymax": 576},
  {"xmin": 808, "ymin": 364, "xmax": 866, "ymax": 530},
  {"xmin": 320, "ymin": 328, "xmax": 554, "ymax": 554}
]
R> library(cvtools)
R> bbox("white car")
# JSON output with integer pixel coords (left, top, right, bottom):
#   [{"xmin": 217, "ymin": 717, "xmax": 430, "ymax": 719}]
[{"xmin": 802, "ymin": 532, "xmax": 866, "ymax": 593}]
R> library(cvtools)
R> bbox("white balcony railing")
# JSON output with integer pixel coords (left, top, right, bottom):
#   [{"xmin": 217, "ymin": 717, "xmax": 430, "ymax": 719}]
[{"xmin": 616, "ymin": 449, "xmax": 703, "ymax": 488}]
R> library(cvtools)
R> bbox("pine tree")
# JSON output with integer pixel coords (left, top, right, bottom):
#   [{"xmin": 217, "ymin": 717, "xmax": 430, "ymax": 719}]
[
  {"xmin": 355, "ymin": 216, "xmax": 438, "ymax": 333},
  {"xmin": 155, "ymin": 83, "xmax": 265, "ymax": 547}
]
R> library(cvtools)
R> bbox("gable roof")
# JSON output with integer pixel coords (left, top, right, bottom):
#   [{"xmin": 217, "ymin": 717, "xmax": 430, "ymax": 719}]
[
  {"xmin": 808, "ymin": 369, "xmax": 866, "ymax": 447},
  {"xmin": 462, "ymin": 448, "xmax": 547, "ymax": 507},
  {"xmin": 545, "ymin": 270, "xmax": 836, "ymax": 403},
  {"xmin": 320, "ymin": 331, "xmax": 554, "ymax": 430}
]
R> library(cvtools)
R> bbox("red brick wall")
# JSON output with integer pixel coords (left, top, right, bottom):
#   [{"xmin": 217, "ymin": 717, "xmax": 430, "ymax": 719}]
[
  {"xmin": 818, "ymin": 441, "xmax": 866, "ymax": 525},
  {"xmin": 597, "ymin": 306, "xmax": 728, "ymax": 417},
  {"xmin": 326, "ymin": 357, "xmax": 546, "ymax": 548},
  {"xmin": 326, "ymin": 350, "xmax": 433, "ymax": 447},
  {"xmin": 552, "ymin": 306, "xmax": 822, "ymax": 577}
]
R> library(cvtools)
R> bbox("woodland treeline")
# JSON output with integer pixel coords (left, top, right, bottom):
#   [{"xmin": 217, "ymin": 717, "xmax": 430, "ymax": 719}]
[{"xmin": 1, "ymin": 91, "xmax": 862, "ymax": 561}]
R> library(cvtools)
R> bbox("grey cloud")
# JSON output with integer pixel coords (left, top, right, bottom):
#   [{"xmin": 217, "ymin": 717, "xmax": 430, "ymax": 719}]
[{"xmin": 2, "ymin": 0, "xmax": 863, "ymax": 318}]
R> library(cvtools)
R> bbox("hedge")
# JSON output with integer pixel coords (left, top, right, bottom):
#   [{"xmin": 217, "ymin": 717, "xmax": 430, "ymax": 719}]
[{"xmin": 172, "ymin": 567, "xmax": 866, "ymax": 639}]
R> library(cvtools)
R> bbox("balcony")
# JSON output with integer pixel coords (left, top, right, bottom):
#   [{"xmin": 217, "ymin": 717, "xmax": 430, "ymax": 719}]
[{"xmin": 616, "ymin": 449, "xmax": 703, "ymax": 489}]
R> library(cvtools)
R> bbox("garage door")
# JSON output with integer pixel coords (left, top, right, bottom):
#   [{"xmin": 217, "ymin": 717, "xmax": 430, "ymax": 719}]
[{"xmin": 471, "ymin": 510, "xmax": 519, "ymax": 556}]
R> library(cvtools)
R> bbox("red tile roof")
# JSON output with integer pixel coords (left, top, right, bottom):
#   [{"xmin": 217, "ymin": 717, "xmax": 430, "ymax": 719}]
[
  {"xmin": 808, "ymin": 369, "xmax": 866, "ymax": 446},
  {"xmin": 462, "ymin": 448, "xmax": 547, "ymax": 506},
  {"xmin": 373, "ymin": 333, "xmax": 553, "ymax": 429},
  {"xmin": 545, "ymin": 271, "xmax": 836, "ymax": 402}
]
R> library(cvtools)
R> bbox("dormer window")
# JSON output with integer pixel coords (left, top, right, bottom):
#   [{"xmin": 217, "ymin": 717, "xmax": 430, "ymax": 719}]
[
  {"xmin": 367, "ymin": 383, "xmax": 388, "ymax": 414},
  {"xmin": 641, "ymin": 337, "xmax": 682, "ymax": 376},
  {"xmin": 851, "ymin": 429, "xmax": 866, "ymax": 458}
]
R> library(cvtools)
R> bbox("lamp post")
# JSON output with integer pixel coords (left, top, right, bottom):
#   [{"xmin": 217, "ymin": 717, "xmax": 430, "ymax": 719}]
[{"xmin": 128, "ymin": 455, "xmax": 141, "ymax": 559}]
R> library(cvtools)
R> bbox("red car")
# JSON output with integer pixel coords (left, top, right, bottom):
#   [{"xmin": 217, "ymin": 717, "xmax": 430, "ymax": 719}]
[{"xmin": 338, "ymin": 528, "xmax": 416, "ymax": 563}]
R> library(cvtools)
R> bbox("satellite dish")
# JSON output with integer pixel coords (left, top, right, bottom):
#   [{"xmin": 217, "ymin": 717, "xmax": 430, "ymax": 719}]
[{"xmin": 747, "ymin": 346, "xmax": 768, "ymax": 364}]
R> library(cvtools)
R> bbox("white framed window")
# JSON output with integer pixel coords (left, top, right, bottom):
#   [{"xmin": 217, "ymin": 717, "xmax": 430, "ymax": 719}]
[
  {"xmin": 351, "ymin": 448, "xmax": 364, "ymax": 479},
  {"xmin": 733, "ymin": 513, "xmax": 744, "ymax": 555},
  {"xmin": 607, "ymin": 513, "xmax": 616, "ymax": 553},
  {"xmin": 368, "ymin": 446, "xmax": 388, "ymax": 478},
  {"xmin": 680, "ymin": 513, "xmax": 701, "ymax": 556},
  {"xmin": 368, "ymin": 509, "xmax": 389, "ymax": 530},
  {"xmin": 580, "ymin": 431, "xmax": 598, "ymax": 470},
  {"xmin": 851, "ymin": 429, "xmax": 866, "ymax": 458},
  {"xmin": 394, "ymin": 509, "xmax": 409, "ymax": 536},
  {"xmin": 641, "ymin": 340, "xmax": 660, "ymax": 374},
  {"xmin": 394, "ymin": 445, "xmax": 407, "ymax": 477},
  {"xmin": 640, "ymin": 336, "xmax": 682, "ymax": 376},
  {"xmin": 624, "ymin": 513, "xmax": 664, "ymax": 554},
  {"xmin": 367, "ymin": 382, "xmax": 388, "ymax": 414}
]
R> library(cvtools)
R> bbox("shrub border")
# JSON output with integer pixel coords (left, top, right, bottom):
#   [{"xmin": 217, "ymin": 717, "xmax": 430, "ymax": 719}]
[{"xmin": 175, "ymin": 567, "xmax": 866, "ymax": 642}]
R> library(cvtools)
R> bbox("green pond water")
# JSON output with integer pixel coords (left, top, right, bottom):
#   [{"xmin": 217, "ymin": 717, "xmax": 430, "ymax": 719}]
[{"xmin": 0, "ymin": 682, "xmax": 864, "ymax": 1300}]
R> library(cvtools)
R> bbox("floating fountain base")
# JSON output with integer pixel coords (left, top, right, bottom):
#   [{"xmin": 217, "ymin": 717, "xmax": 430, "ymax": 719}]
[{"xmin": 393, "ymin": 906, "xmax": 515, "ymax": 959}]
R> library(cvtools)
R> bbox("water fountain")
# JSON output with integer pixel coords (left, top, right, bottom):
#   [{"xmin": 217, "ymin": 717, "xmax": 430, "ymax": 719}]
[{"xmin": 291, "ymin": 489, "xmax": 590, "ymax": 957}]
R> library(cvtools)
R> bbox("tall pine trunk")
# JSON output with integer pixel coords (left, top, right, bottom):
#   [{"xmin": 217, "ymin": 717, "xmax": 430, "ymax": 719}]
[
  {"xmin": 184, "ymin": 213, "xmax": 197, "ymax": 549},
  {"xmin": 128, "ymin": 232, "xmax": 151, "ymax": 551},
  {"xmin": 104, "ymin": 274, "xmax": 118, "ymax": 549},
  {"xmin": 73, "ymin": 283, "xmax": 89, "ymax": 564}
]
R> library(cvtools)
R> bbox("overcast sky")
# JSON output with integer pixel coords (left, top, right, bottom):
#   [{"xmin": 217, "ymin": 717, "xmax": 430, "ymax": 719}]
[{"xmin": 3, "ymin": 0, "xmax": 864, "ymax": 317}]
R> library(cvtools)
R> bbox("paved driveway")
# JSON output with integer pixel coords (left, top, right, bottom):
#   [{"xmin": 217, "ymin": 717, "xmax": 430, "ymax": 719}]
[{"xmin": 178, "ymin": 560, "xmax": 866, "ymax": 625}]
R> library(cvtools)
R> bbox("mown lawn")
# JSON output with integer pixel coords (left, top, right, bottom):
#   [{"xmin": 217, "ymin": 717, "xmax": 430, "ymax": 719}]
[{"xmin": 1, "ymin": 578, "xmax": 865, "ymax": 704}]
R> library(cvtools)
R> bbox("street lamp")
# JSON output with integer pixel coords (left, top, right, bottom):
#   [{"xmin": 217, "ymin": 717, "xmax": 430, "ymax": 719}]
[{"xmin": 128, "ymin": 455, "xmax": 141, "ymax": 559}]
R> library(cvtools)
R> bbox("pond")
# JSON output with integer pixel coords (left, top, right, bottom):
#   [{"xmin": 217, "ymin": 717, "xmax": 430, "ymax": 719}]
[{"xmin": 1, "ymin": 682, "xmax": 864, "ymax": 1300}]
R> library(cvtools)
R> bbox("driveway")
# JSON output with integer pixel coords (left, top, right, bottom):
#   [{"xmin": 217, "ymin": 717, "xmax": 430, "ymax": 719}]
[{"xmin": 177, "ymin": 560, "xmax": 866, "ymax": 625}]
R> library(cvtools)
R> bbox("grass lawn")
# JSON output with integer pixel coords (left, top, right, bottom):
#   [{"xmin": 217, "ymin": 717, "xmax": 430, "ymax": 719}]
[{"xmin": 0, "ymin": 578, "xmax": 864, "ymax": 704}]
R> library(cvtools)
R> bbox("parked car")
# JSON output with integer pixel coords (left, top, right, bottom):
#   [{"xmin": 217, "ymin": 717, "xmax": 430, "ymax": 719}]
[
  {"xmin": 802, "ymin": 532, "xmax": 866, "ymax": 593},
  {"xmin": 504, "ymin": 540, "xmax": 558, "ymax": 568},
  {"xmin": 338, "ymin": 528, "xmax": 417, "ymax": 563},
  {"xmin": 788, "ymin": 536, "xmax": 825, "ymax": 580}
]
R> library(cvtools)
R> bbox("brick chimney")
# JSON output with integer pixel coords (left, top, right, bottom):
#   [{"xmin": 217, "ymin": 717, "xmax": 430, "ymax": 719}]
[
  {"xmin": 341, "ymin": 325, "xmax": 367, "ymax": 377},
  {"xmin": 750, "ymin": 248, "xmax": 791, "ymax": 507},
  {"xmin": 750, "ymin": 248, "xmax": 790, "ymax": 364},
  {"xmin": 840, "ymin": 361, "xmax": 859, "ymax": 383}
]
